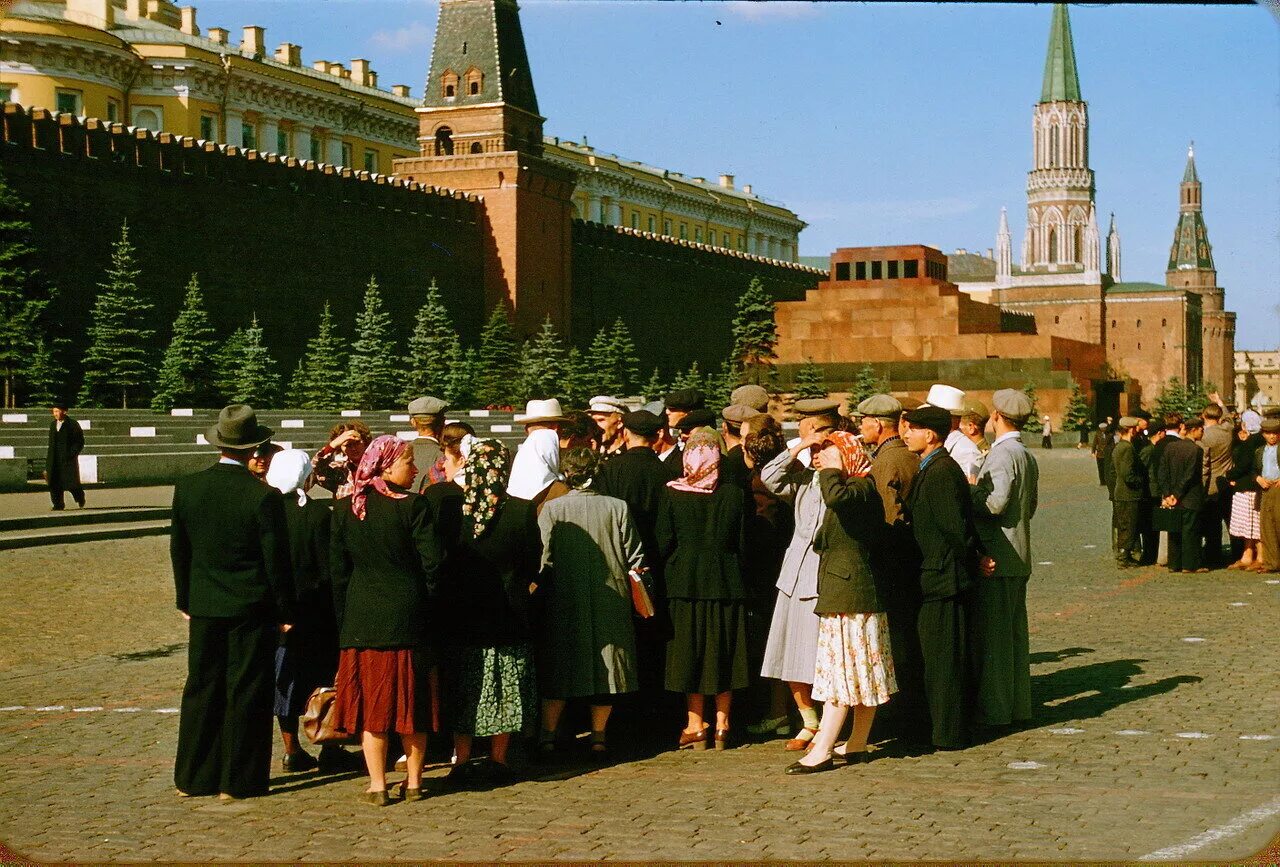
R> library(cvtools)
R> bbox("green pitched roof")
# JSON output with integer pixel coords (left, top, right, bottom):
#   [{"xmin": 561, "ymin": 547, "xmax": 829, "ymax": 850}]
[
  {"xmin": 423, "ymin": 0, "xmax": 539, "ymax": 115},
  {"xmin": 1040, "ymin": 4, "xmax": 1082, "ymax": 103},
  {"xmin": 1182, "ymin": 145, "xmax": 1199, "ymax": 183},
  {"xmin": 1108, "ymin": 281, "xmax": 1171, "ymax": 294},
  {"xmin": 1167, "ymin": 212, "xmax": 1215, "ymax": 272}
]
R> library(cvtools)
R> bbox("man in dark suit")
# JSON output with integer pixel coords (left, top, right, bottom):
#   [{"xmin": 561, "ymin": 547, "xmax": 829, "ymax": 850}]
[
  {"xmin": 171, "ymin": 405, "xmax": 295, "ymax": 800},
  {"xmin": 1111, "ymin": 418, "xmax": 1146, "ymax": 567},
  {"xmin": 902, "ymin": 405, "xmax": 980, "ymax": 750},
  {"xmin": 45, "ymin": 402, "xmax": 85, "ymax": 510},
  {"xmin": 1156, "ymin": 415, "xmax": 1207, "ymax": 573}
]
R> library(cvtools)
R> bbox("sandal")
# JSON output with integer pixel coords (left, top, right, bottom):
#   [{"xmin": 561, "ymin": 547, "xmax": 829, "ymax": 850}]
[
  {"xmin": 677, "ymin": 725, "xmax": 709, "ymax": 751},
  {"xmin": 784, "ymin": 726, "xmax": 819, "ymax": 751},
  {"xmin": 396, "ymin": 780, "xmax": 425, "ymax": 802}
]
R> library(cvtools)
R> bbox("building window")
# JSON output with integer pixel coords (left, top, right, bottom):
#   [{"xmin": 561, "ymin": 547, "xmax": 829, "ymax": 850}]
[
  {"xmin": 1111, "ymin": 319, "xmax": 1117, "ymax": 328},
  {"xmin": 132, "ymin": 106, "xmax": 162, "ymax": 132},
  {"xmin": 1136, "ymin": 319, "xmax": 1142, "ymax": 328},
  {"xmin": 709, "ymin": 230, "xmax": 716, "ymax": 246},
  {"xmin": 341, "ymin": 141, "xmax": 353, "ymax": 167},
  {"xmin": 469, "ymin": 81, "xmax": 479, "ymax": 95},
  {"xmin": 465, "ymin": 67, "xmax": 484, "ymax": 95},
  {"xmin": 1047, "ymin": 227, "xmax": 1058, "ymax": 263},
  {"xmin": 871, "ymin": 261, "xmax": 883, "ymax": 280},
  {"xmin": 241, "ymin": 121, "xmax": 257, "ymax": 150},
  {"xmin": 679, "ymin": 223, "xmax": 687, "ymax": 240},
  {"xmin": 0, "ymin": 86, "xmax": 12, "ymax": 103},
  {"xmin": 55, "ymin": 89, "xmax": 83, "ymax": 115},
  {"xmin": 277, "ymin": 129, "xmax": 290, "ymax": 156},
  {"xmin": 442, "ymin": 69, "xmax": 459, "ymax": 99},
  {"xmin": 469, "ymin": 142, "xmax": 482, "ymax": 154},
  {"xmin": 887, "ymin": 260, "xmax": 899, "ymax": 279},
  {"xmin": 107, "ymin": 99, "xmax": 121, "ymax": 124},
  {"xmin": 363, "ymin": 149, "xmax": 376, "ymax": 172},
  {"xmin": 310, "ymin": 136, "xmax": 322, "ymax": 162},
  {"xmin": 694, "ymin": 227, "xmax": 702, "ymax": 243},
  {"xmin": 630, "ymin": 212, "xmax": 639, "ymax": 230},
  {"xmin": 738, "ymin": 236, "xmax": 746, "ymax": 252},
  {"xmin": 1161, "ymin": 318, "xmax": 1167, "ymax": 327},
  {"xmin": 855, "ymin": 261, "xmax": 867, "ymax": 280},
  {"xmin": 663, "ymin": 219, "xmax": 672, "ymax": 236},
  {"xmin": 647, "ymin": 216, "xmax": 655, "ymax": 233},
  {"xmin": 1054, "ymin": 315, "xmax": 1060, "ymax": 325},
  {"xmin": 835, "ymin": 262, "xmax": 850, "ymax": 281},
  {"xmin": 199, "ymin": 114, "xmax": 215, "ymax": 141},
  {"xmin": 435, "ymin": 127, "xmax": 453, "ymax": 156},
  {"xmin": 903, "ymin": 259, "xmax": 918, "ymax": 278}
]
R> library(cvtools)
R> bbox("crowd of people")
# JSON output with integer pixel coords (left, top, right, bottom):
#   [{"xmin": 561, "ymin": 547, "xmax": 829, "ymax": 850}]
[
  {"xmin": 169, "ymin": 380, "xmax": 1042, "ymax": 804},
  {"xmin": 1093, "ymin": 398, "xmax": 1280, "ymax": 573}
]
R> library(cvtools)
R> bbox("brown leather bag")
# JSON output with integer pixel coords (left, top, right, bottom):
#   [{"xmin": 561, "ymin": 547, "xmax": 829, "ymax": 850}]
[{"xmin": 301, "ymin": 687, "xmax": 358, "ymax": 746}]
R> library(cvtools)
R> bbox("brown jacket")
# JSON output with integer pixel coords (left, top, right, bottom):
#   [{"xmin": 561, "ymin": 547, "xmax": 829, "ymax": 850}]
[{"xmin": 870, "ymin": 436, "xmax": 919, "ymax": 527}]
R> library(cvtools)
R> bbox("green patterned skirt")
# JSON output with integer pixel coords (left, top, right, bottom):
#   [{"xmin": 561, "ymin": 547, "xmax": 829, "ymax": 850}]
[{"xmin": 447, "ymin": 643, "xmax": 537, "ymax": 738}]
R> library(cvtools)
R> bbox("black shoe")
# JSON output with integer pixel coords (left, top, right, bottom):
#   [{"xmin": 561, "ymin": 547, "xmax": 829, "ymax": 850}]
[
  {"xmin": 834, "ymin": 748, "xmax": 869, "ymax": 765},
  {"xmin": 317, "ymin": 745, "xmax": 350, "ymax": 773},
  {"xmin": 282, "ymin": 751, "xmax": 318, "ymax": 772},
  {"xmin": 785, "ymin": 757, "xmax": 835, "ymax": 775},
  {"xmin": 480, "ymin": 759, "xmax": 518, "ymax": 786}
]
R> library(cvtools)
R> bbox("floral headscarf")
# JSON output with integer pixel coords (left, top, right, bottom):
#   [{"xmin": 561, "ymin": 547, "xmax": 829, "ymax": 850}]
[
  {"xmin": 824, "ymin": 431, "xmax": 872, "ymax": 478},
  {"xmin": 350, "ymin": 435, "xmax": 410, "ymax": 520},
  {"xmin": 461, "ymin": 439, "xmax": 511, "ymax": 538},
  {"xmin": 667, "ymin": 443, "xmax": 720, "ymax": 495}
]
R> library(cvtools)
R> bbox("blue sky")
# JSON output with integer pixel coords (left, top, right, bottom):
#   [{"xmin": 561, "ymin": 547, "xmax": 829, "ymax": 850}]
[{"xmin": 203, "ymin": 1, "xmax": 1279, "ymax": 348}]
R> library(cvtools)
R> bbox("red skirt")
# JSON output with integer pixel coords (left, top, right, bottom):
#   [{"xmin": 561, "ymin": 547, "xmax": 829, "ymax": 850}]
[{"xmin": 333, "ymin": 648, "xmax": 433, "ymax": 736}]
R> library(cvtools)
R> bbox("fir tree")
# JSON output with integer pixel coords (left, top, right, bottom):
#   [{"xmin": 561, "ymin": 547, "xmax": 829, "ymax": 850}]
[
  {"xmin": 792, "ymin": 358, "xmax": 827, "ymax": 401},
  {"xmin": 845, "ymin": 363, "xmax": 889, "ymax": 412},
  {"xmin": 706, "ymin": 359, "xmax": 737, "ymax": 412},
  {"xmin": 669, "ymin": 361, "xmax": 704, "ymax": 393},
  {"xmin": 402, "ymin": 278, "xmax": 459, "ymax": 401},
  {"xmin": 0, "ymin": 171, "xmax": 53, "ymax": 408},
  {"xmin": 347, "ymin": 276, "xmax": 399, "ymax": 409},
  {"xmin": 285, "ymin": 359, "xmax": 308, "ymax": 409},
  {"xmin": 730, "ymin": 276, "xmax": 778, "ymax": 385},
  {"xmin": 22, "ymin": 335, "xmax": 63, "ymax": 408},
  {"xmin": 214, "ymin": 327, "xmax": 248, "ymax": 403},
  {"xmin": 1184, "ymin": 380, "xmax": 1209, "ymax": 417},
  {"xmin": 561, "ymin": 347, "xmax": 595, "ymax": 408},
  {"xmin": 78, "ymin": 221, "xmax": 155, "ymax": 408},
  {"xmin": 608, "ymin": 317, "xmax": 641, "ymax": 395},
  {"xmin": 1063, "ymin": 379, "xmax": 1092, "ymax": 435},
  {"xmin": 1021, "ymin": 383, "xmax": 1043, "ymax": 434},
  {"xmin": 231, "ymin": 315, "xmax": 279, "ymax": 407},
  {"xmin": 642, "ymin": 367, "xmax": 667, "ymax": 402},
  {"xmin": 295, "ymin": 302, "xmax": 347, "ymax": 410},
  {"xmin": 518, "ymin": 316, "xmax": 567, "ymax": 400},
  {"xmin": 1153, "ymin": 377, "xmax": 1191, "ymax": 421},
  {"xmin": 586, "ymin": 326, "xmax": 622, "ymax": 396},
  {"xmin": 475, "ymin": 306, "xmax": 519, "ymax": 407},
  {"xmin": 151, "ymin": 275, "xmax": 219, "ymax": 411},
  {"xmin": 446, "ymin": 346, "xmax": 480, "ymax": 407}
]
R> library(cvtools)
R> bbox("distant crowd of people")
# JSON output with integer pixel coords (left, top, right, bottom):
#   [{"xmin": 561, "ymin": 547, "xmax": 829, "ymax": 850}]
[
  {"xmin": 1091, "ymin": 398, "xmax": 1280, "ymax": 573},
  {"xmin": 169, "ymin": 380, "xmax": 1041, "ymax": 804}
]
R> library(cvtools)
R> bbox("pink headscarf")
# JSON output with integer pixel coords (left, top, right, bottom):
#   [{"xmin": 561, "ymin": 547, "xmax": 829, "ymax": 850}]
[
  {"xmin": 350, "ymin": 434, "xmax": 410, "ymax": 520},
  {"xmin": 824, "ymin": 431, "xmax": 872, "ymax": 479},
  {"xmin": 666, "ymin": 443, "xmax": 720, "ymax": 495}
]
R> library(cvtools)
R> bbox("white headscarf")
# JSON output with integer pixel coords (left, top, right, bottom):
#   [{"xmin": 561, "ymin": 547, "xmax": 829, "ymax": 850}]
[
  {"xmin": 265, "ymin": 448, "xmax": 313, "ymax": 506},
  {"xmin": 506, "ymin": 428, "xmax": 562, "ymax": 499}
]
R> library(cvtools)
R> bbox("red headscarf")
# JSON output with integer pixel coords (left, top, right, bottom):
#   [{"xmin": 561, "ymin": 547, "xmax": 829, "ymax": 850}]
[
  {"xmin": 350, "ymin": 434, "xmax": 410, "ymax": 520},
  {"xmin": 667, "ymin": 443, "xmax": 720, "ymax": 494},
  {"xmin": 824, "ymin": 431, "xmax": 872, "ymax": 478}
]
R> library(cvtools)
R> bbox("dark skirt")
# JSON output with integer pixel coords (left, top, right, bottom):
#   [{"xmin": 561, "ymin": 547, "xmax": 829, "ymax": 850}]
[
  {"xmin": 447, "ymin": 643, "xmax": 536, "ymax": 737},
  {"xmin": 664, "ymin": 599, "xmax": 750, "ymax": 695},
  {"xmin": 333, "ymin": 648, "xmax": 432, "ymax": 736},
  {"xmin": 273, "ymin": 625, "xmax": 340, "ymax": 718}
]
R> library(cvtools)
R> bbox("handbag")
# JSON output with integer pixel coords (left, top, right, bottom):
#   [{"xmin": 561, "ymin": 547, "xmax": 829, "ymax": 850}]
[
  {"xmin": 301, "ymin": 686, "xmax": 359, "ymax": 746},
  {"xmin": 628, "ymin": 569, "xmax": 655, "ymax": 619},
  {"xmin": 1152, "ymin": 505, "xmax": 1180, "ymax": 533}
]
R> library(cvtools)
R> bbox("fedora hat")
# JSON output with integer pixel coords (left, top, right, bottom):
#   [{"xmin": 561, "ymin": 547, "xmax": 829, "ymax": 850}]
[
  {"xmin": 515, "ymin": 398, "xmax": 568, "ymax": 426},
  {"xmin": 206, "ymin": 404, "xmax": 274, "ymax": 450}
]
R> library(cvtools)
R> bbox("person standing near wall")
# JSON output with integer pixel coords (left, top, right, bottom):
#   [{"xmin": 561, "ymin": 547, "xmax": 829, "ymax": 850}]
[{"xmin": 45, "ymin": 401, "xmax": 85, "ymax": 510}]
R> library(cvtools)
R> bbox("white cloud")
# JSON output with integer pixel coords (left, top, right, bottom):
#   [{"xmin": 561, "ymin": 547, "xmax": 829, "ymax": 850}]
[
  {"xmin": 722, "ymin": 1, "xmax": 822, "ymax": 22},
  {"xmin": 369, "ymin": 21, "xmax": 434, "ymax": 53}
]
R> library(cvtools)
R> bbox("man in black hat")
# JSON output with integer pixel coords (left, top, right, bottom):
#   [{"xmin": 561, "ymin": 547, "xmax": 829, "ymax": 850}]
[
  {"xmin": 663, "ymin": 389, "xmax": 705, "ymax": 432},
  {"xmin": 901, "ymin": 404, "xmax": 980, "ymax": 749},
  {"xmin": 171, "ymin": 404, "xmax": 295, "ymax": 800},
  {"xmin": 45, "ymin": 401, "xmax": 85, "ymax": 510}
]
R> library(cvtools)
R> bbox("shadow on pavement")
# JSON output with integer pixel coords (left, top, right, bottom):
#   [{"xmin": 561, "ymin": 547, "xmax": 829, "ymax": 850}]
[
  {"xmin": 1030, "ymin": 657, "xmax": 1202, "ymax": 727},
  {"xmin": 1029, "ymin": 646, "xmax": 1095, "ymax": 665}
]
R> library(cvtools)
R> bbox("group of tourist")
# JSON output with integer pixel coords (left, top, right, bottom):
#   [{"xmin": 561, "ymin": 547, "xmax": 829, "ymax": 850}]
[
  {"xmin": 1097, "ymin": 399, "xmax": 1280, "ymax": 573},
  {"xmin": 169, "ymin": 379, "xmax": 1041, "ymax": 804}
]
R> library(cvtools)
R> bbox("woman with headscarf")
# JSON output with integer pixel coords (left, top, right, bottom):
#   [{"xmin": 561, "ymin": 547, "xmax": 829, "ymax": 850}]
[
  {"xmin": 507, "ymin": 428, "xmax": 570, "ymax": 514},
  {"xmin": 535, "ymin": 446, "xmax": 645, "ymax": 757},
  {"xmin": 786, "ymin": 432, "xmax": 897, "ymax": 774},
  {"xmin": 330, "ymin": 435, "xmax": 443, "ymax": 805},
  {"xmin": 441, "ymin": 439, "xmax": 541, "ymax": 786},
  {"xmin": 312, "ymin": 421, "xmax": 373, "ymax": 499},
  {"xmin": 658, "ymin": 429, "xmax": 750, "ymax": 751},
  {"xmin": 1225, "ymin": 415, "xmax": 1264, "ymax": 569},
  {"xmin": 264, "ymin": 450, "xmax": 345, "ymax": 773}
]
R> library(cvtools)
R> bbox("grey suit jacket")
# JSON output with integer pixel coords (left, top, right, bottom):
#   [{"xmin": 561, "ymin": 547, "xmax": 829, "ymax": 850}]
[
  {"xmin": 760, "ymin": 449, "xmax": 826, "ymax": 599},
  {"xmin": 1200, "ymin": 423, "xmax": 1233, "ymax": 497},
  {"xmin": 970, "ymin": 432, "xmax": 1039, "ymax": 578}
]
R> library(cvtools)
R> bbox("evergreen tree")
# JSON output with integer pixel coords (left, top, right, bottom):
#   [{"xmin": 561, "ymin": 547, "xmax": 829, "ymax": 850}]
[
  {"xmin": 446, "ymin": 346, "xmax": 480, "ymax": 407},
  {"xmin": 608, "ymin": 317, "xmax": 641, "ymax": 395},
  {"xmin": 670, "ymin": 361, "xmax": 704, "ymax": 393},
  {"xmin": 730, "ymin": 276, "xmax": 779, "ymax": 385},
  {"xmin": 1021, "ymin": 383, "xmax": 1043, "ymax": 434},
  {"xmin": 706, "ymin": 359, "xmax": 737, "ymax": 412},
  {"xmin": 586, "ymin": 326, "xmax": 622, "ymax": 396},
  {"xmin": 402, "ymin": 278, "xmax": 459, "ymax": 401},
  {"xmin": 1184, "ymin": 380, "xmax": 1209, "ymax": 417},
  {"xmin": 231, "ymin": 314, "xmax": 279, "ymax": 407},
  {"xmin": 642, "ymin": 367, "xmax": 667, "ymax": 402},
  {"xmin": 22, "ymin": 335, "xmax": 63, "ymax": 408},
  {"xmin": 0, "ymin": 171, "xmax": 53, "ymax": 408},
  {"xmin": 1063, "ymin": 379, "xmax": 1092, "ymax": 434},
  {"xmin": 347, "ymin": 276, "xmax": 399, "ymax": 409},
  {"xmin": 475, "ymin": 306, "xmax": 519, "ymax": 407},
  {"xmin": 561, "ymin": 347, "xmax": 595, "ymax": 408},
  {"xmin": 214, "ymin": 327, "xmax": 248, "ymax": 403},
  {"xmin": 151, "ymin": 274, "xmax": 219, "ymax": 411},
  {"xmin": 285, "ymin": 359, "xmax": 308, "ymax": 409},
  {"xmin": 1153, "ymin": 377, "xmax": 1191, "ymax": 421},
  {"xmin": 295, "ymin": 302, "xmax": 346, "ymax": 410},
  {"xmin": 78, "ymin": 221, "xmax": 155, "ymax": 408},
  {"xmin": 845, "ymin": 363, "xmax": 889, "ymax": 412},
  {"xmin": 792, "ymin": 358, "xmax": 827, "ymax": 401},
  {"xmin": 518, "ymin": 316, "xmax": 567, "ymax": 400}
]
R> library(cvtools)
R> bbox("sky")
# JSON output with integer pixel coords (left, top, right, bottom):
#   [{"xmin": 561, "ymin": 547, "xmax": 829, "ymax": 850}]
[{"xmin": 199, "ymin": 0, "xmax": 1280, "ymax": 349}]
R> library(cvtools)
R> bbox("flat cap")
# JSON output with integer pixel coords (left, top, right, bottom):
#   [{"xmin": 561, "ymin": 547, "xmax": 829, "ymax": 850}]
[
  {"xmin": 722, "ymin": 404, "xmax": 765, "ymax": 424},
  {"xmin": 904, "ymin": 405, "xmax": 952, "ymax": 439},
  {"xmin": 961, "ymin": 399, "xmax": 989, "ymax": 421},
  {"xmin": 730, "ymin": 384, "xmax": 771, "ymax": 412},
  {"xmin": 991, "ymin": 388, "xmax": 1034, "ymax": 422},
  {"xmin": 677, "ymin": 408, "xmax": 717, "ymax": 432},
  {"xmin": 642, "ymin": 399, "xmax": 665, "ymax": 416},
  {"xmin": 855, "ymin": 394, "xmax": 902, "ymax": 419},
  {"xmin": 664, "ymin": 388, "xmax": 705, "ymax": 412},
  {"xmin": 407, "ymin": 395, "xmax": 447, "ymax": 416},
  {"xmin": 622, "ymin": 410, "xmax": 665, "ymax": 436},
  {"xmin": 587, "ymin": 395, "xmax": 628, "ymax": 415},
  {"xmin": 898, "ymin": 396, "xmax": 924, "ymax": 411},
  {"xmin": 1118, "ymin": 416, "xmax": 1141, "ymax": 428},
  {"xmin": 1262, "ymin": 418, "xmax": 1280, "ymax": 433},
  {"xmin": 793, "ymin": 398, "xmax": 840, "ymax": 417}
]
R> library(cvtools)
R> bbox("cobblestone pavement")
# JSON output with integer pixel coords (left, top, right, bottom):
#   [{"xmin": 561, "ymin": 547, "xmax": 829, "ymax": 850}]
[{"xmin": 1, "ymin": 450, "xmax": 1276, "ymax": 862}]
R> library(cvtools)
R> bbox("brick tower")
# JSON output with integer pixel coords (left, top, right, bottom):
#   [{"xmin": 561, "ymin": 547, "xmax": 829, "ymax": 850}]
[
  {"xmin": 394, "ymin": 0, "xmax": 575, "ymax": 335},
  {"xmin": 1166, "ymin": 143, "xmax": 1235, "ymax": 391}
]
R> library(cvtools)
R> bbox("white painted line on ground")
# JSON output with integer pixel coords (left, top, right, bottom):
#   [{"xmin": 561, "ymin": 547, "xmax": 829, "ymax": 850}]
[
  {"xmin": 1229, "ymin": 602, "xmax": 1248, "ymax": 607},
  {"xmin": 113, "ymin": 707, "xmax": 142, "ymax": 713},
  {"xmin": 1175, "ymin": 732, "xmax": 1213, "ymax": 739},
  {"xmin": 1007, "ymin": 761, "xmax": 1047, "ymax": 770},
  {"xmin": 72, "ymin": 706, "xmax": 103, "ymax": 712},
  {"xmin": 1265, "ymin": 579, "xmax": 1279, "ymax": 585},
  {"xmin": 154, "ymin": 707, "xmax": 180, "ymax": 714},
  {"xmin": 1047, "ymin": 727, "xmax": 1085, "ymax": 735},
  {"xmin": 1140, "ymin": 795, "xmax": 1280, "ymax": 861},
  {"xmin": 1038, "ymin": 561, "xmax": 1054, "ymax": 566},
  {"xmin": 1239, "ymin": 734, "xmax": 1275, "ymax": 741},
  {"xmin": 1115, "ymin": 729, "xmax": 1149, "ymax": 735},
  {"xmin": 1182, "ymin": 637, "xmax": 1206, "ymax": 643},
  {"xmin": 1082, "ymin": 544, "xmax": 1097, "ymax": 549},
  {"xmin": 0, "ymin": 706, "xmax": 25, "ymax": 711},
  {"xmin": 35, "ymin": 705, "xmax": 65, "ymax": 711}
]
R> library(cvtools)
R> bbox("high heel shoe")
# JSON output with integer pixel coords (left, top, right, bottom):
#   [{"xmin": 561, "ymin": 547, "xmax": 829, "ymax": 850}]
[
  {"xmin": 713, "ymin": 728, "xmax": 730, "ymax": 751},
  {"xmin": 677, "ymin": 726, "xmax": 708, "ymax": 750}
]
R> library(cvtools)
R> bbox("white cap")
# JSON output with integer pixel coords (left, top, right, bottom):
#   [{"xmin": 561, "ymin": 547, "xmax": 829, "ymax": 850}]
[
  {"xmin": 587, "ymin": 396, "xmax": 628, "ymax": 415},
  {"xmin": 924, "ymin": 383, "xmax": 966, "ymax": 414}
]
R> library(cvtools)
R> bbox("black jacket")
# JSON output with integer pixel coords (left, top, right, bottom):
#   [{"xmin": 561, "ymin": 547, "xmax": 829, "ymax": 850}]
[
  {"xmin": 1224, "ymin": 434, "xmax": 1264, "ymax": 493},
  {"xmin": 282, "ymin": 497, "xmax": 334, "ymax": 628},
  {"xmin": 170, "ymin": 462, "xmax": 295, "ymax": 621},
  {"xmin": 46, "ymin": 418, "xmax": 84, "ymax": 486},
  {"xmin": 1156, "ymin": 436, "xmax": 1206, "ymax": 512},
  {"xmin": 657, "ymin": 483, "xmax": 747, "ymax": 600},
  {"xmin": 905, "ymin": 450, "xmax": 978, "ymax": 602},
  {"xmin": 593, "ymin": 447, "xmax": 675, "ymax": 570},
  {"xmin": 330, "ymin": 487, "xmax": 442, "ymax": 649},
  {"xmin": 441, "ymin": 497, "xmax": 542, "ymax": 647},
  {"xmin": 1111, "ymin": 439, "xmax": 1148, "ymax": 503},
  {"xmin": 813, "ymin": 469, "xmax": 886, "ymax": 615}
]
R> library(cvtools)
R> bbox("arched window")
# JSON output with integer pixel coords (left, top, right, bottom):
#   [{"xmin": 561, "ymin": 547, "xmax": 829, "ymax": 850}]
[
  {"xmin": 133, "ymin": 108, "xmax": 161, "ymax": 132},
  {"xmin": 1047, "ymin": 226, "xmax": 1058, "ymax": 263},
  {"xmin": 435, "ymin": 127, "xmax": 453, "ymax": 156},
  {"xmin": 1073, "ymin": 225, "xmax": 1083, "ymax": 262},
  {"xmin": 469, "ymin": 141, "xmax": 482, "ymax": 154},
  {"xmin": 1049, "ymin": 124, "xmax": 1059, "ymax": 167}
]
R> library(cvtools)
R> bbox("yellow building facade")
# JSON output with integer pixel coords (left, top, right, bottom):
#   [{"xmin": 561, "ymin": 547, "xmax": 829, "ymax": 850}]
[{"xmin": 1, "ymin": 0, "xmax": 805, "ymax": 258}]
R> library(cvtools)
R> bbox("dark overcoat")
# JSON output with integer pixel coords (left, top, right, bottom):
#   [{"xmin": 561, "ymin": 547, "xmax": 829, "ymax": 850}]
[
  {"xmin": 905, "ymin": 450, "xmax": 978, "ymax": 602},
  {"xmin": 1156, "ymin": 436, "xmax": 1206, "ymax": 512},
  {"xmin": 46, "ymin": 418, "xmax": 84, "ymax": 487},
  {"xmin": 656, "ymin": 484, "xmax": 747, "ymax": 601}
]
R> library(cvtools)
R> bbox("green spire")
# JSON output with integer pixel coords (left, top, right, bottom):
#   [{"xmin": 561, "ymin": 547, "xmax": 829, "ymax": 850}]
[
  {"xmin": 1182, "ymin": 142, "xmax": 1199, "ymax": 183},
  {"xmin": 1040, "ymin": 4, "xmax": 1082, "ymax": 103}
]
